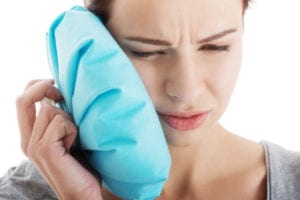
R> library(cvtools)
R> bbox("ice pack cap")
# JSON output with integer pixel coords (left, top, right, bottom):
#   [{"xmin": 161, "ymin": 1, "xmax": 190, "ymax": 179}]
[{"xmin": 46, "ymin": 6, "xmax": 171, "ymax": 200}]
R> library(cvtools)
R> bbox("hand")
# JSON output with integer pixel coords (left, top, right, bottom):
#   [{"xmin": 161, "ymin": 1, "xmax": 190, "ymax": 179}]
[{"xmin": 16, "ymin": 79, "xmax": 103, "ymax": 200}]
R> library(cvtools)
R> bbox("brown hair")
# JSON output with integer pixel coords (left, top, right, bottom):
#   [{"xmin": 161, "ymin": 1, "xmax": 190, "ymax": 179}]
[
  {"xmin": 85, "ymin": 0, "xmax": 111, "ymax": 24},
  {"xmin": 85, "ymin": 0, "xmax": 251, "ymax": 24}
]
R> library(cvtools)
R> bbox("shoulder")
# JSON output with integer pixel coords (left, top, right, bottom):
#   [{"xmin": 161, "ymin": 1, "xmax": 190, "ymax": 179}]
[
  {"xmin": 0, "ymin": 160, "xmax": 57, "ymax": 200},
  {"xmin": 262, "ymin": 141, "xmax": 300, "ymax": 200}
]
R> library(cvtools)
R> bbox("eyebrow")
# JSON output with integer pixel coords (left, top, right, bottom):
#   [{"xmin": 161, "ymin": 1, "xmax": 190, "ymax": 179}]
[
  {"xmin": 123, "ymin": 36, "xmax": 172, "ymax": 46},
  {"xmin": 197, "ymin": 28, "xmax": 238, "ymax": 44},
  {"xmin": 123, "ymin": 28, "xmax": 238, "ymax": 46}
]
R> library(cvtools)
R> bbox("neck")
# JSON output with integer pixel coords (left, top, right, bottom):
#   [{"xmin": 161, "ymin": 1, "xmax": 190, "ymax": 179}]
[
  {"xmin": 159, "ymin": 124, "xmax": 266, "ymax": 199},
  {"xmin": 162, "ymin": 124, "xmax": 228, "ymax": 196}
]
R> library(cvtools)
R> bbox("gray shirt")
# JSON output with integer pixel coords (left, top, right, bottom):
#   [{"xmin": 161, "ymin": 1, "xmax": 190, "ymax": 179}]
[
  {"xmin": 1, "ymin": 141, "xmax": 300, "ymax": 199},
  {"xmin": 263, "ymin": 141, "xmax": 300, "ymax": 199}
]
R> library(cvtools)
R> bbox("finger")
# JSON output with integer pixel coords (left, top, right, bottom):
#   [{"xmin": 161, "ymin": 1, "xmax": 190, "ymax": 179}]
[
  {"xmin": 28, "ymin": 114, "xmax": 101, "ymax": 199},
  {"xmin": 16, "ymin": 80, "xmax": 62, "ymax": 154},
  {"xmin": 26, "ymin": 110, "xmax": 75, "ymax": 195},
  {"xmin": 38, "ymin": 116, "xmax": 97, "ymax": 198},
  {"xmin": 44, "ymin": 114, "xmax": 78, "ymax": 153},
  {"xmin": 24, "ymin": 79, "xmax": 54, "ymax": 91},
  {"xmin": 23, "ymin": 80, "xmax": 62, "ymax": 103},
  {"xmin": 30, "ymin": 103, "xmax": 72, "ymax": 151},
  {"xmin": 30, "ymin": 114, "xmax": 78, "ymax": 187},
  {"xmin": 17, "ymin": 80, "xmax": 62, "ymax": 134}
]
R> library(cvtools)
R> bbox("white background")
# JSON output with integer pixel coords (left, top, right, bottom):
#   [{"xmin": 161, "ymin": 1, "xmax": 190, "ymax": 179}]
[{"xmin": 0, "ymin": 0, "xmax": 300, "ymax": 175}]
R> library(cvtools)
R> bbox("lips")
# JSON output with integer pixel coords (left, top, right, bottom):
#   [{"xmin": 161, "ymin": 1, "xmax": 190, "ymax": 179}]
[{"xmin": 158, "ymin": 111, "xmax": 210, "ymax": 131}]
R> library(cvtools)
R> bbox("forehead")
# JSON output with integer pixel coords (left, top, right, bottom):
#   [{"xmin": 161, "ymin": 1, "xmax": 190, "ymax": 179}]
[{"xmin": 107, "ymin": 0, "xmax": 243, "ymax": 38}]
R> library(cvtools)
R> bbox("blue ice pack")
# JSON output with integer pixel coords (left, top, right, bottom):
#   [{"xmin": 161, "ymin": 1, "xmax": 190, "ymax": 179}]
[{"xmin": 46, "ymin": 6, "xmax": 171, "ymax": 200}]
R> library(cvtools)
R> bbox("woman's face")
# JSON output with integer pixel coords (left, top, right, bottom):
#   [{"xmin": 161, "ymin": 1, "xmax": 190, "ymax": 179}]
[{"xmin": 107, "ymin": 0, "xmax": 244, "ymax": 146}]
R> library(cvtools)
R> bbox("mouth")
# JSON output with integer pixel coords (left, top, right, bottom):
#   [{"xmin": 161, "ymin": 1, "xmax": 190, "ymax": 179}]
[{"xmin": 158, "ymin": 111, "xmax": 210, "ymax": 131}]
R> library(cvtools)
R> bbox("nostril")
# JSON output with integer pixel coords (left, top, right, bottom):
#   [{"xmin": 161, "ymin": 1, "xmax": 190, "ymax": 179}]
[
  {"xmin": 168, "ymin": 92, "xmax": 183, "ymax": 103},
  {"xmin": 165, "ymin": 79, "xmax": 205, "ymax": 105}
]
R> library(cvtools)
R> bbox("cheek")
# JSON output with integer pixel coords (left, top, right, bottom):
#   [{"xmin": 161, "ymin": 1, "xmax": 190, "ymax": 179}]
[
  {"xmin": 130, "ymin": 60, "xmax": 162, "ymax": 103},
  {"xmin": 209, "ymin": 52, "xmax": 242, "ymax": 109},
  {"xmin": 216, "ymin": 66, "xmax": 239, "ymax": 103}
]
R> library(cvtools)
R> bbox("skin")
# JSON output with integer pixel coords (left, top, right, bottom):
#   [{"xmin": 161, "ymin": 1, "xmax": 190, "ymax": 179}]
[
  {"xmin": 16, "ymin": 0, "xmax": 266, "ymax": 199},
  {"xmin": 107, "ymin": 0, "xmax": 243, "ymax": 147}
]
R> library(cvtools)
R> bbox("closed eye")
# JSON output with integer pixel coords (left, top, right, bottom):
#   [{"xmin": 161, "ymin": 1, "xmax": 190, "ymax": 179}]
[
  {"xmin": 129, "ymin": 44, "xmax": 229, "ymax": 59},
  {"xmin": 130, "ymin": 50, "xmax": 166, "ymax": 58},
  {"xmin": 199, "ymin": 44, "xmax": 230, "ymax": 52}
]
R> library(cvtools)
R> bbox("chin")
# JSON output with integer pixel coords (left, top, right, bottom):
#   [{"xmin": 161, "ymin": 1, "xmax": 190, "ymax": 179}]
[{"xmin": 162, "ymin": 126, "xmax": 206, "ymax": 147}]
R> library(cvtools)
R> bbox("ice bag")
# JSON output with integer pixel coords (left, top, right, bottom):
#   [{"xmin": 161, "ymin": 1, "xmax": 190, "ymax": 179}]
[{"xmin": 46, "ymin": 5, "xmax": 171, "ymax": 200}]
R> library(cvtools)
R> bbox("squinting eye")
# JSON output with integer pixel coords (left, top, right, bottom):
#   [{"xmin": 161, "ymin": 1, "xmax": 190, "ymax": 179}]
[
  {"xmin": 130, "ymin": 50, "xmax": 165, "ymax": 58},
  {"xmin": 199, "ymin": 44, "xmax": 230, "ymax": 52}
]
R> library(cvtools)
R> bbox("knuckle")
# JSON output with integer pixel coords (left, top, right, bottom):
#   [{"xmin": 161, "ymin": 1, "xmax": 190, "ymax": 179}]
[
  {"xmin": 35, "ymin": 145, "xmax": 47, "ymax": 159},
  {"xmin": 15, "ymin": 94, "xmax": 27, "ymax": 108},
  {"xmin": 26, "ymin": 143, "xmax": 36, "ymax": 159},
  {"xmin": 70, "ymin": 122, "xmax": 78, "ymax": 133},
  {"xmin": 25, "ymin": 79, "xmax": 51, "ymax": 90},
  {"xmin": 26, "ymin": 79, "xmax": 38, "ymax": 88},
  {"xmin": 52, "ymin": 114, "xmax": 67, "ymax": 125},
  {"xmin": 38, "ymin": 104, "xmax": 71, "ymax": 124},
  {"xmin": 41, "ymin": 80, "xmax": 54, "ymax": 89},
  {"xmin": 39, "ymin": 103, "xmax": 58, "ymax": 118},
  {"xmin": 29, "ymin": 79, "xmax": 40, "ymax": 85},
  {"xmin": 52, "ymin": 114, "xmax": 77, "ymax": 134},
  {"xmin": 27, "ymin": 141, "xmax": 47, "ymax": 159},
  {"xmin": 20, "ymin": 141, "xmax": 29, "ymax": 156},
  {"xmin": 39, "ymin": 103, "xmax": 53, "ymax": 113}
]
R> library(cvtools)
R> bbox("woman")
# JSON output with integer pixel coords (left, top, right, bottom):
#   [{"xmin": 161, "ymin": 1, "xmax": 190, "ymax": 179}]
[{"xmin": 1, "ymin": 0, "xmax": 300, "ymax": 199}]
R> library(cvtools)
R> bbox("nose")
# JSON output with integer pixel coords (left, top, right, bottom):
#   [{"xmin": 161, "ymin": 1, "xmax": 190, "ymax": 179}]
[{"xmin": 165, "ymin": 53, "xmax": 205, "ymax": 106}]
